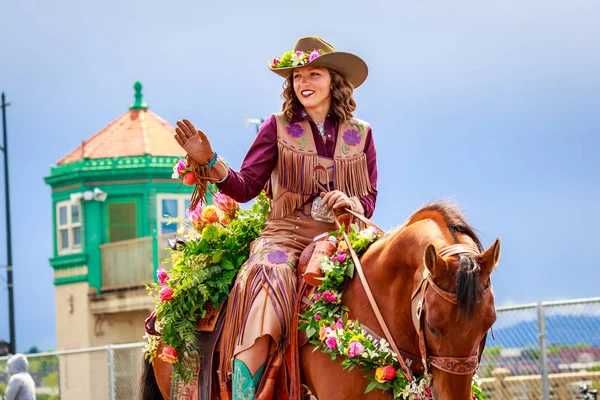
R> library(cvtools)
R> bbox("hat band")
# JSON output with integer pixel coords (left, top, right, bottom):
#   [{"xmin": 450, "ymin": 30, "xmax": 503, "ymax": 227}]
[{"xmin": 270, "ymin": 49, "xmax": 327, "ymax": 69}]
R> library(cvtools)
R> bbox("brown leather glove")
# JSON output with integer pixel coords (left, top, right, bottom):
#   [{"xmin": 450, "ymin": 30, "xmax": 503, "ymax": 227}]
[{"xmin": 174, "ymin": 119, "xmax": 215, "ymax": 165}]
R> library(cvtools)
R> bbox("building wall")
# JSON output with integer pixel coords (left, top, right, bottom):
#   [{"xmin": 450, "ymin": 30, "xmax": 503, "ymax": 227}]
[{"xmin": 55, "ymin": 281, "xmax": 93, "ymax": 400}]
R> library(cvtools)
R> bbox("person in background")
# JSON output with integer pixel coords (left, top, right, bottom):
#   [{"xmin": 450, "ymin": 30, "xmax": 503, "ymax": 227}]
[{"xmin": 5, "ymin": 354, "xmax": 36, "ymax": 400}]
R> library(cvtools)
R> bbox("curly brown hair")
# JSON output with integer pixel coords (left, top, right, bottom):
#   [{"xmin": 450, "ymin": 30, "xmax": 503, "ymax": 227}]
[{"xmin": 281, "ymin": 69, "xmax": 356, "ymax": 123}]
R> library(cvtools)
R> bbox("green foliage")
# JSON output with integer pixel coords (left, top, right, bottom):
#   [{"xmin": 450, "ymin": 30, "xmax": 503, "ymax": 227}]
[
  {"xmin": 547, "ymin": 343, "xmax": 592, "ymax": 355},
  {"xmin": 146, "ymin": 192, "xmax": 269, "ymax": 383},
  {"xmin": 36, "ymin": 394, "xmax": 59, "ymax": 400},
  {"xmin": 42, "ymin": 371, "xmax": 59, "ymax": 388},
  {"xmin": 27, "ymin": 355, "xmax": 58, "ymax": 374},
  {"xmin": 482, "ymin": 345, "xmax": 503, "ymax": 357}
]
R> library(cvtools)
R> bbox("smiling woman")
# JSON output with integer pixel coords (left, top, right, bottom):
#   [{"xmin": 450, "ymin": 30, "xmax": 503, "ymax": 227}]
[{"xmin": 163, "ymin": 35, "xmax": 377, "ymax": 399}]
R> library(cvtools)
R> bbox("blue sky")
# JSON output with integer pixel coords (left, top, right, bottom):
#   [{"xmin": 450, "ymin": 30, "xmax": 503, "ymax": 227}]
[{"xmin": 0, "ymin": 0, "xmax": 598, "ymax": 352}]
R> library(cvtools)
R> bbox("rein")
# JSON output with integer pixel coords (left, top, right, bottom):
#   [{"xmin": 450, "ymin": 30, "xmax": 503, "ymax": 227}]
[
  {"xmin": 314, "ymin": 165, "xmax": 487, "ymax": 382},
  {"xmin": 334, "ymin": 209, "xmax": 415, "ymax": 381}
]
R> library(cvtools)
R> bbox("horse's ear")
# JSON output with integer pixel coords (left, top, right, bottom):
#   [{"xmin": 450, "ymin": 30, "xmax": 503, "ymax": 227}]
[
  {"xmin": 477, "ymin": 238, "xmax": 501, "ymax": 275},
  {"xmin": 424, "ymin": 244, "xmax": 446, "ymax": 277}
]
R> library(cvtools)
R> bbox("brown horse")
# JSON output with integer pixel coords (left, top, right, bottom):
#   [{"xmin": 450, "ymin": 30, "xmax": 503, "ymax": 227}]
[
  {"xmin": 141, "ymin": 202, "xmax": 499, "ymax": 399},
  {"xmin": 301, "ymin": 203, "xmax": 499, "ymax": 399}
]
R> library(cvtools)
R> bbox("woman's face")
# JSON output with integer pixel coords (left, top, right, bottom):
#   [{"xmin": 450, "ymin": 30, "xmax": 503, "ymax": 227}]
[{"xmin": 292, "ymin": 66, "xmax": 332, "ymax": 112}]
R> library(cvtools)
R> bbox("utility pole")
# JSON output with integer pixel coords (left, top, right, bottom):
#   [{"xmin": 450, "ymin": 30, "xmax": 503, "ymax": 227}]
[{"xmin": 1, "ymin": 92, "xmax": 15, "ymax": 354}]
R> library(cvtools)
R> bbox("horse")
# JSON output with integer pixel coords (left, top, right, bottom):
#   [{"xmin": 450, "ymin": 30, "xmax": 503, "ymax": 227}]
[
  {"xmin": 301, "ymin": 203, "xmax": 499, "ymax": 399},
  {"xmin": 140, "ymin": 202, "xmax": 500, "ymax": 399}
]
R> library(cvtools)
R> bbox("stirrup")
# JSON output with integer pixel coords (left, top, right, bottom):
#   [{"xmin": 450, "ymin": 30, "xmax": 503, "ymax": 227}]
[{"xmin": 232, "ymin": 359, "xmax": 266, "ymax": 400}]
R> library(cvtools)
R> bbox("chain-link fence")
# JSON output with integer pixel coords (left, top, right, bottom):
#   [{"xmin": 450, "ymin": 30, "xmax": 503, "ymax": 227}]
[
  {"xmin": 1, "ymin": 297, "xmax": 598, "ymax": 399},
  {"xmin": 479, "ymin": 297, "xmax": 600, "ymax": 399},
  {"xmin": 0, "ymin": 343, "xmax": 144, "ymax": 400}
]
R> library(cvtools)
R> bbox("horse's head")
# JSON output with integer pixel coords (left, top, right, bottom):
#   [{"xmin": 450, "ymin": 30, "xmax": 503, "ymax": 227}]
[{"xmin": 412, "ymin": 231, "xmax": 500, "ymax": 399}]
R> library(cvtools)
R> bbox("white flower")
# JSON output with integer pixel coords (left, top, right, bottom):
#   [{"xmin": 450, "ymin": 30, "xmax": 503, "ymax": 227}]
[
  {"xmin": 320, "ymin": 260, "xmax": 335, "ymax": 272},
  {"xmin": 379, "ymin": 338, "xmax": 391, "ymax": 353},
  {"xmin": 291, "ymin": 51, "xmax": 307, "ymax": 67}
]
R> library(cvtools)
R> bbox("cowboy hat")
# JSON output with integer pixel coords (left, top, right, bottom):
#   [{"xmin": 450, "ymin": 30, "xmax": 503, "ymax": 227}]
[{"xmin": 269, "ymin": 36, "xmax": 368, "ymax": 88}]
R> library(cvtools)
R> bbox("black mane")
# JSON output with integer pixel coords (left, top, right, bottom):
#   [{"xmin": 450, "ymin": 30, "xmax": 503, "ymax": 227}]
[{"xmin": 416, "ymin": 202, "xmax": 483, "ymax": 318}]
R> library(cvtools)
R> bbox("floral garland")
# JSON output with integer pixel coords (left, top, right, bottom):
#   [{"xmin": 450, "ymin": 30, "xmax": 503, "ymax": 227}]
[
  {"xmin": 299, "ymin": 224, "xmax": 484, "ymax": 400},
  {"xmin": 270, "ymin": 49, "xmax": 327, "ymax": 69},
  {"xmin": 143, "ymin": 182, "xmax": 270, "ymax": 383}
]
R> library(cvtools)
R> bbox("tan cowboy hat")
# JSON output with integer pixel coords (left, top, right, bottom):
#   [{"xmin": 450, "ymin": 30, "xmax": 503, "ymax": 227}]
[{"xmin": 269, "ymin": 36, "xmax": 368, "ymax": 88}]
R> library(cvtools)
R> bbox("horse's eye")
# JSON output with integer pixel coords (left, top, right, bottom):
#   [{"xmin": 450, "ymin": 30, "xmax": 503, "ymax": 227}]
[{"xmin": 428, "ymin": 323, "xmax": 441, "ymax": 338}]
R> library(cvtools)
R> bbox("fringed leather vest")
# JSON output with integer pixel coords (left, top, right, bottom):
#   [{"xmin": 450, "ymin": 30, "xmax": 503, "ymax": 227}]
[{"xmin": 268, "ymin": 112, "xmax": 373, "ymax": 219}]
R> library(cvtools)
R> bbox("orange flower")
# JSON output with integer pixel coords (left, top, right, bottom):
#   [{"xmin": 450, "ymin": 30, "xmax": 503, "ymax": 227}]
[
  {"xmin": 375, "ymin": 365, "xmax": 396, "ymax": 383},
  {"xmin": 337, "ymin": 241, "xmax": 349, "ymax": 254},
  {"xmin": 201, "ymin": 205, "xmax": 219, "ymax": 224},
  {"xmin": 159, "ymin": 346, "xmax": 179, "ymax": 364}
]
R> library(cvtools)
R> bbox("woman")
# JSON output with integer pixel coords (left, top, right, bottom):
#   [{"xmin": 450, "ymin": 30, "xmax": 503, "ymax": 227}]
[{"xmin": 174, "ymin": 36, "xmax": 378, "ymax": 399}]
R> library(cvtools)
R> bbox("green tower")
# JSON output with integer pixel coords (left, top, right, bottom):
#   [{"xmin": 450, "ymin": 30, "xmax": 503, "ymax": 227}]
[{"xmin": 43, "ymin": 83, "xmax": 207, "ymax": 397}]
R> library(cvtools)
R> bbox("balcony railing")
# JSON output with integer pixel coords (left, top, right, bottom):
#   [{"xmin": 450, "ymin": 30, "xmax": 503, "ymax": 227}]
[{"xmin": 100, "ymin": 234, "xmax": 173, "ymax": 291}]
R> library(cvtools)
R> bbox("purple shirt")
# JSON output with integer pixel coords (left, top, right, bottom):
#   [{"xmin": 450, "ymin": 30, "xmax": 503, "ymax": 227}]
[{"xmin": 217, "ymin": 110, "xmax": 378, "ymax": 218}]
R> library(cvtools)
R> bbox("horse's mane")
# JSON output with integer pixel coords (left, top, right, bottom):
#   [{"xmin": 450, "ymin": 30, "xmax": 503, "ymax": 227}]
[{"xmin": 405, "ymin": 202, "xmax": 484, "ymax": 318}]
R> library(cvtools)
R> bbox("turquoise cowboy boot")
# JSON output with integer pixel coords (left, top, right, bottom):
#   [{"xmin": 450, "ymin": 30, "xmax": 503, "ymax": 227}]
[{"xmin": 232, "ymin": 359, "xmax": 266, "ymax": 400}]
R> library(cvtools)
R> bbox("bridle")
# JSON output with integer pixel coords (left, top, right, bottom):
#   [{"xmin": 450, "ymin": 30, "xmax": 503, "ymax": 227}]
[{"xmin": 410, "ymin": 243, "xmax": 491, "ymax": 376}]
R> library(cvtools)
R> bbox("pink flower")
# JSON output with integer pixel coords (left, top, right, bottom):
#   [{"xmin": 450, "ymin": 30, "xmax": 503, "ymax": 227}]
[
  {"xmin": 313, "ymin": 293, "xmax": 320, "ymax": 302},
  {"xmin": 187, "ymin": 205, "xmax": 203, "ymax": 226},
  {"xmin": 157, "ymin": 268, "xmax": 169, "ymax": 286},
  {"xmin": 308, "ymin": 50, "xmax": 322, "ymax": 63},
  {"xmin": 314, "ymin": 314, "xmax": 321, "ymax": 321},
  {"xmin": 295, "ymin": 50, "xmax": 304, "ymax": 57},
  {"xmin": 335, "ymin": 318, "xmax": 344, "ymax": 330},
  {"xmin": 176, "ymin": 159, "xmax": 187, "ymax": 177},
  {"xmin": 213, "ymin": 192, "xmax": 240, "ymax": 220},
  {"xmin": 347, "ymin": 340, "xmax": 365, "ymax": 358},
  {"xmin": 333, "ymin": 253, "xmax": 347, "ymax": 263},
  {"xmin": 160, "ymin": 287, "xmax": 174, "ymax": 302},
  {"xmin": 325, "ymin": 336, "xmax": 337, "ymax": 350},
  {"xmin": 271, "ymin": 57, "xmax": 280, "ymax": 66},
  {"xmin": 322, "ymin": 290, "xmax": 338, "ymax": 303}
]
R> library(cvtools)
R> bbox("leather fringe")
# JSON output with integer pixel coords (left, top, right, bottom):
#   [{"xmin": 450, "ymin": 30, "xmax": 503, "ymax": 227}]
[
  {"xmin": 277, "ymin": 143, "xmax": 321, "ymax": 195},
  {"xmin": 187, "ymin": 155, "xmax": 210, "ymax": 209},
  {"xmin": 334, "ymin": 154, "xmax": 372, "ymax": 198},
  {"xmin": 218, "ymin": 263, "xmax": 296, "ymax": 386},
  {"xmin": 268, "ymin": 192, "xmax": 309, "ymax": 221}
]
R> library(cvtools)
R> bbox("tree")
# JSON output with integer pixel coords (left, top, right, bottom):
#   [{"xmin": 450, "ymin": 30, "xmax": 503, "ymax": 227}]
[{"xmin": 26, "ymin": 345, "xmax": 41, "ymax": 354}]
